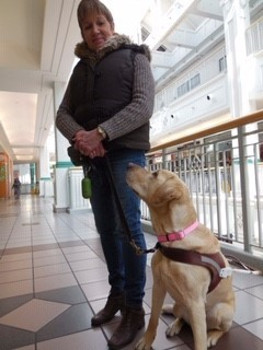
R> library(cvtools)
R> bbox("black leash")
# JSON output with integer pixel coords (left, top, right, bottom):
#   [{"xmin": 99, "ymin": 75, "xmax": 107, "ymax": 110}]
[{"xmin": 105, "ymin": 156, "xmax": 156, "ymax": 255}]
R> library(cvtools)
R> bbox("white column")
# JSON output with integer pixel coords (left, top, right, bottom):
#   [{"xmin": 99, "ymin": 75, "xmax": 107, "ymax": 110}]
[
  {"xmin": 221, "ymin": 0, "xmax": 251, "ymax": 117},
  {"xmin": 39, "ymin": 143, "xmax": 53, "ymax": 197},
  {"xmin": 221, "ymin": 0, "xmax": 257, "ymax": 202},
  {"xmin": 53, "ymin": 81, "xmax": 72, "ymax": 212}
]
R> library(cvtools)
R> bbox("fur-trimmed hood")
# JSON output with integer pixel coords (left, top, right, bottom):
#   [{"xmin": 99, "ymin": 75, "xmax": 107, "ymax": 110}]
[{"xmin": 74, "ymin": 33, "xmax": 151, "ymax": 63}]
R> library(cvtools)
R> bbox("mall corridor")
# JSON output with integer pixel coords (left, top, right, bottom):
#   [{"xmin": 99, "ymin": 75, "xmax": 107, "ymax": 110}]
[{"xmin": 0, "ymin": 195, "xmax": 263, "ymax": 350}]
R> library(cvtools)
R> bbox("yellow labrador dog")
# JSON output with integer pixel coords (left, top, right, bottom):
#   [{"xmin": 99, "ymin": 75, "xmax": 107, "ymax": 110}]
[{"xmin": 126, "ymin": 164, "xmax": 235, "ymax": 350}]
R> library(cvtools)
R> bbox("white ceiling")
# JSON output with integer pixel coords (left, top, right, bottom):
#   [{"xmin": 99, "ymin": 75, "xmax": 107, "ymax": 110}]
[
  {"xmin": 0, "ymin": 0, "xmax": 262, "ymax": 164},
  {"xmin": 0, "ymin": 0, "xmax": 82, "ymax": 163}
]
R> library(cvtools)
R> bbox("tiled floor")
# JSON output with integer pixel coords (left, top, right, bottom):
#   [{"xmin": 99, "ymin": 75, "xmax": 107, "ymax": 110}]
[{"xmin": 0, "ymin": 195, "xmax": 263, "ymax": 350}]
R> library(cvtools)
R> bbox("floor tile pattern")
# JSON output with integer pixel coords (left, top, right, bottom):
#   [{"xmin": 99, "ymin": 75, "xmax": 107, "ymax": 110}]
[{"xmin": 0, "ymin": 196, "xmax": 262, "ymax": 350}]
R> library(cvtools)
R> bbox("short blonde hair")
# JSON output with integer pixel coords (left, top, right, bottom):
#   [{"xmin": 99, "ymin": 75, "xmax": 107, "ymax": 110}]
[{"xmin": 77, "ymin": 0, "xmax": 114, "ymax": 29}]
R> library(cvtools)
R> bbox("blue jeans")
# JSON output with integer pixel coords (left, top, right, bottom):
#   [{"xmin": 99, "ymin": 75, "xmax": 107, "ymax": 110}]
[{"xmin": 89, "ymin": 149, "xmax": 147, "ymax": 308}]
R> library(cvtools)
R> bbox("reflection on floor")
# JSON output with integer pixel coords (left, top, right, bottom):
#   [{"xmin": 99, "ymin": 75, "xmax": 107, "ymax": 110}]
[{"xmin": 0, "ymin": 195, "xmax": 263, "ymax": 350}]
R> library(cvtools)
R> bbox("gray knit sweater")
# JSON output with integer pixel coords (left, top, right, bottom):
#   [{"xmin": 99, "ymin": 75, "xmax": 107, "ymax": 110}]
[{"xmin": 56, "ymin": 34, "xmax": 155, "ymax": 144}]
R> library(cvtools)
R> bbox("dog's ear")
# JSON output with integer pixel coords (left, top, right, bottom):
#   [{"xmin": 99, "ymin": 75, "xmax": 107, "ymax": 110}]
[{"xmin": 151, "ymin": 178, "xmax": 183, "ymax": 207}]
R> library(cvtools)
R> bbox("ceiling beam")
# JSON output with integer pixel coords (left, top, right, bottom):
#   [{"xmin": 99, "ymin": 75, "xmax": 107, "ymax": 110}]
[
  {"xmin": 188, "ymin": 0, "xmax": 223, "ymax": 21},
  {"xmin": 11, "ymin": 145, "xmax": 41, "ymax": 148},
  {"xmin": 151, "ymin": 51, "xmax": 176, "ymax": 68},
  {"xmin": 0, "ymin": 122, "xmax": 14, "ymax": 158},
  {"xmin": 189, "ymin": 9, "xmax": 223, "ymax": 21},
  {"xmin": 144, "ymin": 0, "xmax": 195, "ymax": 50}
]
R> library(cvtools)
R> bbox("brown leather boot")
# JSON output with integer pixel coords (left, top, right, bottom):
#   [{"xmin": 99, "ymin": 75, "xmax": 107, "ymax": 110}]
[
  {"xmin": 91, "ymin": 293, "xmax": 125, "ymax": 327},
  {"xmin": 108, "ymin": 306, "xmax": 145, "ymax": 349}
]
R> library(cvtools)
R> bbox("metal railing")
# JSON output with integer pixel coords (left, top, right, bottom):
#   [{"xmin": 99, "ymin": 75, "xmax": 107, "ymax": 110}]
[{"xmin": 143, "ymin": 110, "xmax": 263, "ymax": 270}]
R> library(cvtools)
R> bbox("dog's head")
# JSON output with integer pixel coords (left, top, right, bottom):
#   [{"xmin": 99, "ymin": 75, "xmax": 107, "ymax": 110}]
[{"xmin": 126, "ymin": 163, "xmax": 190, "ymax": 208}]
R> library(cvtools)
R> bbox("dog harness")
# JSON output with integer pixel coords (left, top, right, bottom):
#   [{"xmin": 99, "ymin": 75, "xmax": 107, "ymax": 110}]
[
  {"xmin": 156, "ymin": 243, "xmax": 226, "ymax": 293},
  {"xmin": 155, "ymin": 221, "xmax": 226, "ymax": 293}
]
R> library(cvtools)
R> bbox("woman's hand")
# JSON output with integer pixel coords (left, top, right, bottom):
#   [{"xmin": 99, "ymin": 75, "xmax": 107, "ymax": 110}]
[{"xmin": 73, "ymin": 129, "xmax": 106, "ymax": 158}]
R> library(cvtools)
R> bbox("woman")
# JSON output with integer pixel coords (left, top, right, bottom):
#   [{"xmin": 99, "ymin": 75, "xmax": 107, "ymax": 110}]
[{"xmin": 56, "ymin": 0, "xmax": 155, "ymax": 348}]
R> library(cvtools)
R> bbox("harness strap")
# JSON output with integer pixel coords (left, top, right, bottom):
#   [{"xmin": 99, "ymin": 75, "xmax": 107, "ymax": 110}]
[{"xmin": 156, "ymin": 243, "xmax": 226, "ymax": 293}]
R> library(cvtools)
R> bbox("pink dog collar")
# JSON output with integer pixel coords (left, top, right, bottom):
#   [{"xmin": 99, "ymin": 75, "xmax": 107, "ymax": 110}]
[{"xmin": 158, "ymin": 221, "xmax": 199, "ymax": 243}]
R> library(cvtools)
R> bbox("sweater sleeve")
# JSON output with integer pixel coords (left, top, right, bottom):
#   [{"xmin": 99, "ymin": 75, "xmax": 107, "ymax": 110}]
[
  {"xmin": 99, "ymin": 53, "xmax": 155, "ymax": 141},
  {"xmin": 55, "ymin": 76, "xmax": 85, "ymax": 143}
]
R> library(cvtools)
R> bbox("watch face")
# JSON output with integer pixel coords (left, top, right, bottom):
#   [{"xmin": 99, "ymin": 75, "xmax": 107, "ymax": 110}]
[{"xmin": 98, "ymin": 127, "xmax": 106, "ymax": 139}]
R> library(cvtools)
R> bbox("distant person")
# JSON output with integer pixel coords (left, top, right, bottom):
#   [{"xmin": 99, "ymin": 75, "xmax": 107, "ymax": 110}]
[{"xmin": 12, "ymin": 178, "xmax": 21, "ymax": 199}]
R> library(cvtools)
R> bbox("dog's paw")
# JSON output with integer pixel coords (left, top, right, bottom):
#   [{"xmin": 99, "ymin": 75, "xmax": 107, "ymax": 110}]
[
  {"xmin": 135, "ymin": 338, "xmax": 152, "ymax": 350},
  {"xmin": 161, "ymin": 303, "xmax": 174, "ymax": 315},
  {"xmin": 166, "ymin": 318, "xmax": 184, "ymax": 337},
  {"xmin": 207, "ymin": 330, "xmax": 225, "ymax": 347}
]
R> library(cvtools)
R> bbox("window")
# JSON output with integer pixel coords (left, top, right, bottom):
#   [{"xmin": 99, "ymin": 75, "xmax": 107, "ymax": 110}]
[
  {"xmin": 190, "ymin": 74, "xmax": 200, "ymax": 89},
  {"xmin": 219, "ymin": 56, "xmax": 227, "ymax": 72},
  {"xmin": 177, "ymin": 81, "xmax": 190, "ymax": 97},
  {"xmin": 177, "ymin": 73, "xmax": 200, "ymax": 98}
]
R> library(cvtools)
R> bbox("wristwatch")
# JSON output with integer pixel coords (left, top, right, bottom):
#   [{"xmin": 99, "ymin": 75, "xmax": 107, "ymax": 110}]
[{"xmin": 97, "ymin": 126, "xmax": 107, "ymax": 140}]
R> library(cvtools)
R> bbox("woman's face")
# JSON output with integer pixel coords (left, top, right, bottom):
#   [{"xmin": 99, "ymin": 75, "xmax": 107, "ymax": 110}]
[{"xmin": 81, "ymin": 13, "xmax": 114, "ymax": 52}]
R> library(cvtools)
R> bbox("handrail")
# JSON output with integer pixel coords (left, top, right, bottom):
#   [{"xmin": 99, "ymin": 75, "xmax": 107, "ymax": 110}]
[
  {"xmin": 143, "ymin": 108, "xmax": 263, "ymax": 270},
  {"xmin": 149, "ymin": 109, "xmax": 263, "ymax": 153}
]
